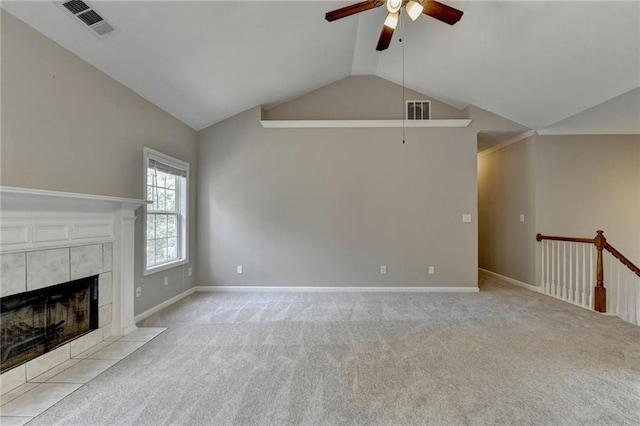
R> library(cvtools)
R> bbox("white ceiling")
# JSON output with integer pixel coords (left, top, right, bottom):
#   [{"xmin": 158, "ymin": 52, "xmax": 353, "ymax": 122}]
[{"xmin": 2, "ymin": 1, "xmax": 639, "ymax": 132}]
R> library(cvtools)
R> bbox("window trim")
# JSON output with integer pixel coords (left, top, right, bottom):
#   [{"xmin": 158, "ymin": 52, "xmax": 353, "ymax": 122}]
[{"xmin": 143, "ymin": 147, "xmax": 189, "ymax": 276}]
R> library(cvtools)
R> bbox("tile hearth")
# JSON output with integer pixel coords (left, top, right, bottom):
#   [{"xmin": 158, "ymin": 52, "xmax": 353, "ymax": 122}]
[{"xmin": 0, "ymin": 327, "xmax": 166, "ymax": 425}]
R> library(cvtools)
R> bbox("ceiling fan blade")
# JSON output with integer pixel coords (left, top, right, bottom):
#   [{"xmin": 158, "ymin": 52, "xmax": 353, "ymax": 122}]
[
  {"xmin": 376, "ymin": 25, "xmax": 395, "ymax": 51},
  {"xmin": 325, "ymin": 0, "xmax": 384, "ymax": 22},
  {"xmin": 422, "ymin": 0, "xmax": 464, "ymax": 25}
]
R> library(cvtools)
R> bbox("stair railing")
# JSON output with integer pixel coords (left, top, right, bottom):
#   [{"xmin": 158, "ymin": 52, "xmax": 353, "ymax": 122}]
[{"xmin": 536, "ymin": 230, "xmax": 640, "ymax": 325}]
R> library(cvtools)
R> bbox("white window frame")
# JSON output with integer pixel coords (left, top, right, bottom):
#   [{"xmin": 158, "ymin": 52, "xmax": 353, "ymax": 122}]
[{"xmin": 143, "ymin": 147, "xmax": 189, "ymax": 276}]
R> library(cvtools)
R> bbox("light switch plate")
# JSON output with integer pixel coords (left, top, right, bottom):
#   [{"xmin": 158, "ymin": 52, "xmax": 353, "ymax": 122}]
[
  {"xmin": 236, "ymin": 265, "xmax": 243, "ymax": 274},
  {"xmin": 462, "ymin": 214, "xmax": 472, "ymax": 223},
  {"xmin": 520, "ymin": 214, "xmax": 525, "ymax": 222}
]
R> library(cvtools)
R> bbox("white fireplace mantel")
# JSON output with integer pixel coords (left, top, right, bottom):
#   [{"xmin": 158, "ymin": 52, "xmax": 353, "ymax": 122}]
[
  {"xmin": 0, "ymin": 186, "xmax": 147, "ymax": 336},
  {"xmin": 0, "ymin": 186, "xmax": 146, "ymax": 214}
]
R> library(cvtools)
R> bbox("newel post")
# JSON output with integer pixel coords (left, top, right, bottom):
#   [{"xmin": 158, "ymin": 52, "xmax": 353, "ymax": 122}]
[{"xmin": 593, "ymin": 230, "xmax": 607, "ymax": 313}]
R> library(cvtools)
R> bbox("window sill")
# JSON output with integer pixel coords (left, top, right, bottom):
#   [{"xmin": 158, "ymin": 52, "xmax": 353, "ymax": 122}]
[{"xmin": 143, "ymin": 259, "xmax": 188, "ymax": 277}]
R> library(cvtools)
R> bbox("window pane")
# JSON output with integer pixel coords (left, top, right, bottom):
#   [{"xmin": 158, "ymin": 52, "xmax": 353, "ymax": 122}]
[
  {"xmin": 146, "ymin": 215, "xmax": 155, "ymax": 239},
  {"xmin": 159, "ymin": 171, "xmax": 174, "ymax": 188},
  {"xmin": 157, "ymin": 189, "xmax": 166, "ymax": 211},
  {"xmin": 152, "ymin": 188, "xmax": 159, "ymax": 210},
  {"xmin": 146, "ymin": 240, "xmax": 155, "ymax": 266},
  {"xmin": 147, "ymin": 168, "xmax": 156, "ymax": 186},
  {"xmin": 166, "ymin": 175, "xmax": 176, "ymax": 190},
  {"xmin": 167, "ymin": 238, "xmax": 177, "ymax": 259},
  {"xmin": 408, "ymin": 103, "xmax": 415, "ymax": 120},
  {"xmin": 155, "ymin": 238, "xmax": 167, "ymax": 263},
  {"xmin": 147, "ymin": 187, "xmax": 154, "ymax": 203},
  {"xmin": 165, "ymin": 190, "xmax": 176, "ymax": 211},
  {"xmin": 156, "ymin": 215, "xmax": 167, "ymax": 238},
  {"xmin": 167, "ymin": 215, "xmax": 177, "ymax": 237}
]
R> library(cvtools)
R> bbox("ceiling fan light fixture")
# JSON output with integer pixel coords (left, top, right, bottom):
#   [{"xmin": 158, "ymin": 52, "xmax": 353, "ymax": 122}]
[
  {"xmin": 406, "ymin": 0, "xmax": 424, "ymax": 21},
  {"xmin": 386, "ymin": 0, "xmax": 402, "ymax": 14},
  {"xmin": 383, "ymin": 11, "xmax": 399, "ymax": 29}
]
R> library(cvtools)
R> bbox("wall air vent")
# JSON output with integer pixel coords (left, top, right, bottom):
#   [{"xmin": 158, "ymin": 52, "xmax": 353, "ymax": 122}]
[
  {"xmin": 57, "ymin": 1, "xmax": 117, "ymax": 38},
  {"xmin": 406, "ymin": 100, "xmax": 431, "ymax": 120}
]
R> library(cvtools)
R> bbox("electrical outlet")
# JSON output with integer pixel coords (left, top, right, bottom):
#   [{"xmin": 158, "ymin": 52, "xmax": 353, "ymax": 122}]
[
  {"xmin": 380, "ymin": 265, "xmax": 387, "ymax": 274},
  {"xmin": 428, "ymin": 266, "xmax": 435, "ymax": 275},
  {"xmin": 237, "ymin": 265, "xmax": 243, "ymax": 274},
  {"xmin": 164, "ymin": 276, "xmax": 168, "ymax": 286},
  {"xmin": 188, "ymin": 267, "xmax": 192, "ymax": 277},
  {"xmin": 136, "ymin": 287, "xmax": 141, "ymax": 297}
]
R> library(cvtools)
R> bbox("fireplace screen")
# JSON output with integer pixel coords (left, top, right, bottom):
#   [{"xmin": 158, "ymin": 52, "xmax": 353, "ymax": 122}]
[{"xmin": 1, "ymin": 275, "xmax": 99, "ymax": 373}]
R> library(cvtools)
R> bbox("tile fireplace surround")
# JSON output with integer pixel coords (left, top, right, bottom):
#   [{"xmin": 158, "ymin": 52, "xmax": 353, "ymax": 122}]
[{"xmin": 0, "ymin": 186, "xmax": 147, "ymax": 395}]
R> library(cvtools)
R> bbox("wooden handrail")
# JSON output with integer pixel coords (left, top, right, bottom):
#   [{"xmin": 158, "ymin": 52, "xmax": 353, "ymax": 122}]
[
  {"xmin": 536, "ymin": 233, "xmax": 594, "ymax": 244},
  {"xmin": 605, "ymin": 243, "xmax": 640, "ymax": 278}
]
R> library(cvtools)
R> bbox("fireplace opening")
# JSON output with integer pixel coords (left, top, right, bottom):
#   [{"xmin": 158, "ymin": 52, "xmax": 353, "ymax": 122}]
[{"xmin": 1, "ymin": 275, "xmax": 99, "ymax": 373}]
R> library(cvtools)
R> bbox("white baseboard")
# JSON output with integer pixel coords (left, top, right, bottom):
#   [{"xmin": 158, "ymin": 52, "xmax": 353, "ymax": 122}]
[
  {"xmin": 479, "ymin": 268, "xmax": 541, "ymax": 293},
  {"xmin": 134, "ymin": 287, "xmax": 197, "ymax": 323},
  {"xmin": 135, "ymin": 285, "xmax": 479, "ymax": 322},
  {"xmin": 194, "ymin": 285, "xmax": 479, "ymax": 293}
]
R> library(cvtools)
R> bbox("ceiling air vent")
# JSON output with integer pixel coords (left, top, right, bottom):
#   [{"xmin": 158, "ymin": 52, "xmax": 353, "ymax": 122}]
[
  {"xmin": 406, "ymin": 100, "xmax": 431, "ymax": 120},
  {"xmin": 58, "ymin": 1, "xmax": 117, "ymax": 38}
]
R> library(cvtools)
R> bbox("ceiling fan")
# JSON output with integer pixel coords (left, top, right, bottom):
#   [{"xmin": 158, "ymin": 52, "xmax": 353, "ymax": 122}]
[{"xmin": 325, "ymin": 0, "xmax": 463, "ymax": 51}]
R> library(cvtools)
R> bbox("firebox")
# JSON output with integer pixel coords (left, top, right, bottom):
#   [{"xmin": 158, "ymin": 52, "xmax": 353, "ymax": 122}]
[{"xmin": 0, "ymin": 275, "xmax": 99, "ymax": 373}]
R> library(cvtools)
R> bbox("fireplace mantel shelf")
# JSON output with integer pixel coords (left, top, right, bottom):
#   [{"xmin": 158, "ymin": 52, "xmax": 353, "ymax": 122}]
[{"xmin": 0, "ymin": 186, "xmax": 148, "ymax": 213}]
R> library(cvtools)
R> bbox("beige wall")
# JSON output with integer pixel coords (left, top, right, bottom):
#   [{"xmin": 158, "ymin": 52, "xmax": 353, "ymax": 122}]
[
  {"xmin": 478, "ymin": 136, "xmax": 536, "ymax": 285},
  {"xmin": 1, "ymin": 11, "xmax": 198, "ymax": 315},
  {"xmin": 198, "ymin": 106, "xmax": 479, "ymax": 288},
  {"xmin": 535, "ymin": 134, "xmax": 640, "ymax": 263},
  {"xmin": 264, "ymin": 75, "xmax": 467, "ymax": 120}
]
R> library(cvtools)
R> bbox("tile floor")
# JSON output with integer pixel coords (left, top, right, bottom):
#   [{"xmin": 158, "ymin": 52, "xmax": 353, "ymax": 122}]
[{"xmin": 0, "ymin": 327, "xmax": 166, "ymax": 425}]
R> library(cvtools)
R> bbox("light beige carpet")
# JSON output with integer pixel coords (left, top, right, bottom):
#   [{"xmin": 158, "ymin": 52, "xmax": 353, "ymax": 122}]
[{"xmin": 29, "ymin": 273, "xmax": 640, "ymax": 425}]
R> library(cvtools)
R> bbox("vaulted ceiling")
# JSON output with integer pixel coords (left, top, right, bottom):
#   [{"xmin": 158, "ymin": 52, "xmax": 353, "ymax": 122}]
[{"xmin": 2, "ymin": 1, "xmax": 639, "ymax": 133}]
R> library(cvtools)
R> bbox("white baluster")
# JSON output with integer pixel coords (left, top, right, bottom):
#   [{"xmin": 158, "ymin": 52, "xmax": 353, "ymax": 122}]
[
  {"xmin": 546, "ymin": 240, "xmax": 550, "ymax": 294},
  {"xmin": 635, "ymin": 276, "xmax": 640, "ymax": 325},
  {"xmin": 541, "ymin": 239, "xmax": 545, "ymax": 289},
  {"xmin": 582, "ymin": 244, "xmax": 587, "ymax": 307},
  {"xmin": 631, "ymin": 273, "xmax": 637, "ymax": 324},
  {"xmin": 551, "ymin": 241, "xmax": 556, "ymax": 296},
  {"xmin": 562, "ymin": 242, "xmax": 567, "ymax": 300},
  {"xmin": 616, "ymin": 261, "xmax": 621, "ymax": 316},
  {"xmin": 568, "ymin": 242, "xmax": 573, "ymax": 303},
  {"xmin": 610, "ymin": 255, "xmax": 615, "ymax": 314},
  {"xmin": 557, "ymin": 241, "xmax": 562, "ymax": 297},
  {"xmin": 574, "ymin": 243, "xmax": 580, "ymax": 303},
  {"xmin": 602, "ymin": 251, "xmax": 615, "ymax": 312},
  {"xmin": 621, "ymin": 270, "xmax": 631, "ymax": 321},
  {"xmin": 589, "ymin": 245, "xmax": 594, "ymax": 310}
]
